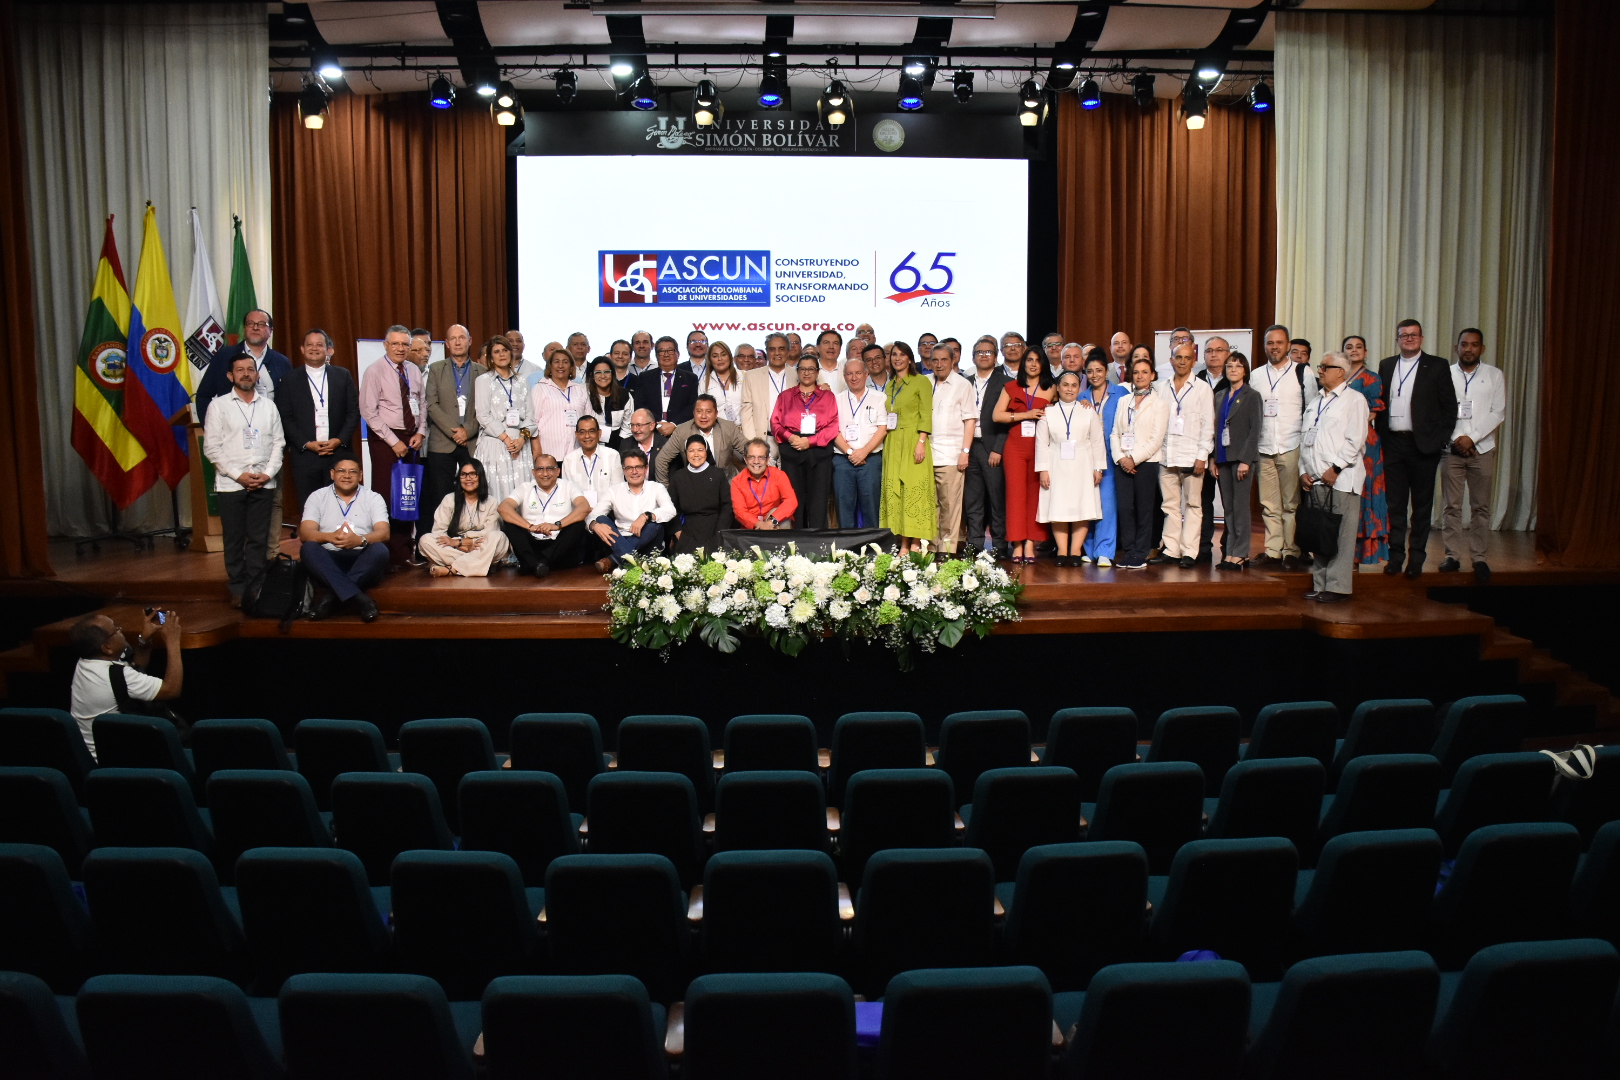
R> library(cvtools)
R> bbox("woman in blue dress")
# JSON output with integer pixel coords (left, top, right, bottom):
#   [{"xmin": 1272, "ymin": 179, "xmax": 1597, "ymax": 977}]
[{"xmin": 1080, "ymin": 349, "xmax": 1130, "ymax": 566}]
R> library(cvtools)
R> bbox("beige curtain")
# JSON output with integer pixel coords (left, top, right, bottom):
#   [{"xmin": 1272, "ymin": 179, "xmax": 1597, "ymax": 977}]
[
  {"xmin": 1274, "ymin": 10, "xmax": 1548, "ymax": 531},
  {"xmin": 16, "ymin": 3, "xmax": 271, "ymax": 536}
]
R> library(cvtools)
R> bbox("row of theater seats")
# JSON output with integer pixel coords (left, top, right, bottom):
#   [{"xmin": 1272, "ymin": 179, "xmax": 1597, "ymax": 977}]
[
  {"xmin": 6, "ymin": 942, "xmax": 1620, "ymax": 1079},
  {"xmin": 3, "ymin": 819, "xmax": 1617, "ymax": 1004}
]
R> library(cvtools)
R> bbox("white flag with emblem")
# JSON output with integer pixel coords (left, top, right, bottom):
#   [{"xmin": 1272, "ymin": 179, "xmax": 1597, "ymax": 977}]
[{"xmin": 183, "ymin": 207, "xmax": 226, "ymax": 379}]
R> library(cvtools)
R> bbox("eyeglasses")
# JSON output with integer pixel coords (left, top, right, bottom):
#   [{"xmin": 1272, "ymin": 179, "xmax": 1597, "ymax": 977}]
[
  {"xmin": 534, "ymin": 465, "xmax": 559, "ymax": 472},
  {"xmin": 458, "ymin": 472, "xmax": 480, "ymax": 479},
  {"xmin": 1398, "ymin": 331, "xmax": 1422, "ymax": 339},
  {"xmin": 245, "ymin": 321, "xmax": 270, "ymax": 330}
]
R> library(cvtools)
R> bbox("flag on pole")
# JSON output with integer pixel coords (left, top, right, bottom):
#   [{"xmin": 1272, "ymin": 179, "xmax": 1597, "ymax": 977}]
[
  {"xmin": 184, "ymin": 207, "xmax": 226, "ymax": 378},
  {"xmin": 224, "ymin": 215, "xmax": 258, "ymax": 345},
  {"xmin": 72, "ymin": 216, "xmax": 158, "ymax": 509},
  {"xmin": 123, "ymin": 204, "xmax": 193, "ymax": 489}
]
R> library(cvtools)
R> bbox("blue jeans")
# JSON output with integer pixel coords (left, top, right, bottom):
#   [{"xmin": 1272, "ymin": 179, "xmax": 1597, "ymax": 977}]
[
  {"xmin": 596, "ymin": 517, "xmax": 665, "ymax": 566},
  {"xmin": 300, "ymin": 541, "xmax": 389, "ymax": 602},
  {"xmin": 833, "ymin": 451, "xmax": 882, "ymax": 529}
]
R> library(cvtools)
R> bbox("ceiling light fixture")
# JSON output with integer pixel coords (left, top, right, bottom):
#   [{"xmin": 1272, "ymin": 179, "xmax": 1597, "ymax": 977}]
[
  {"xmin": 628, "ymin": 74, "xmax": 658, "ymax": 110},
  {"xmin": 1018, "ymin": 78, "xmax": 1045, "ymax": 126},
  {"xmin": 1247, "ymin": 80, "xmax": 1273, "ymax": 113},
  {"xmin": 818, "ymin": 78, "xmax": 850, "ymax": 126},
  {"xmin": 428, "ymin": 75, "xmax": 455, "ymax": 109},
  {"xmin": 694, "ymin": 78, "xmax": 723, "ymax": 126},
  {"xmin": 555, "ymin": 68, "xmax": 578, "ymax": 103},
  {"xmin": 952, "ymin": 69, "xmax": 974, "ymax": 104},
  {"xmin": 1131, "ymin": 72, "xmax": 1156, "ymax": 110},
  {"xmin": 298, "ymin": 82, "xmax": 329, "ymax": 129},
  {"xmin": 1078, "ymin": 77, "xmax": 1102, "ymax": 110},
  {"xmin": 1182, "ymin": 79, "xmax": 1208, "ymax": 130}
]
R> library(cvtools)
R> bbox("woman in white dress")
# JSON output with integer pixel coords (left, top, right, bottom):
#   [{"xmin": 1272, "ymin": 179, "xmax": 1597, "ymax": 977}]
[
  {"xmin": 418, "ymin": 458, "xmax": 511, "ymax": 577},
  {"xmin": 473, "ymin": 334, "xmax": 533, "ymax": 507},
  {"xmin": 701, "ymin": 341, "xmax": 744, "ymax": 424},
  {"xmin": 1035, "ymin": 370, "xmax": 1108, "ymax": 567}
]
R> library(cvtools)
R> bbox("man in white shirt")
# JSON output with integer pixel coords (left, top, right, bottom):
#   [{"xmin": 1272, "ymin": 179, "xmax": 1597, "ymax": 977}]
[
  {"xmin": 928, "ymin": 344, "xmax": 978, "ymax": 553},
  {"xmin": 1440, "ymin": 328, "xmax": 1506, "ymax": 583},
  {"xmin": 864, "ymin": 342, "xmax": 892, "ymax": 394},
  {"xmin": 1253, "ymin": 324, "xmax": 1320, "ymax": 570},
  {"xmin": 589, "ymin": 448, "xmax": 677, "ymax": 571},
  {"xmin": 1299, "ymin": 352, "xmax": 1370, "ymax": 602},
  {"xmin": 1156, "ymin": 328, "xmax": 1195, "ymax": 384},
  {"xmin": 740, "ymin": 332, "xmax": 794, "ymax": 454},
  {"xmin": 628, "ymin": 330, "xmax": 656, "ymax": 379},
  {"xmin": 833, "ymin": 357, "xmax": 887, "ymax": 529},
  {"xmin": 499, "ymin": 454, "xmax": 592, "ymax": 578},
  {"xmin": 562, "ymin": 416, "xmax": 623, "ymax": 511},
  {"xmin": 814, "ymin": 329, "xmax": 848, "ymax": 395},
  {"xmin": 681, "ymin": 330, "xmax": 710, "ymax": 383},
  {"xmin": 68, "ymin": 609, "xmax": 183, "ymax": 758},
  {"xmin": 204, "ymin": 353, "xmax": 285, "ymax": 603},
  {"xmin": 1151, "ymin": 342, "xmax": 1215, "ymax": 567},
  {"xmin": 299, "ymin": 454, "xmax": 391, "ymax": 622}
]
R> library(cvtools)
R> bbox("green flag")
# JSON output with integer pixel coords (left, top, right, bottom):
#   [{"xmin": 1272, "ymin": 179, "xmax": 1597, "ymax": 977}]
[{"xmin": 224, "ymin": 215, "xmax": 258, "ymax": 346}]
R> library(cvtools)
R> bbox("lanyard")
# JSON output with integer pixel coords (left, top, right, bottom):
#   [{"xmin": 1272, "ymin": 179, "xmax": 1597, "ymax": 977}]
[
  {"xmin": 847, "ymin": 389, "xmax": 871, "ymax": 424},
  {"xmin": 800, "ymin": 389, "xmax": 821, "ymax": 415},
  {"xmin": 234, "ymin": 395, "xmax": 258, "ymax": 429},
  {"xmin": 1221, "ymin": 386, "xmax": 1242, "ymax": 430},
  {"xmin": 451, "ymin": 360, "xmax": 470, "ymax": 397},
  {"xmin": 1461, "ymin": 367, "xmax": 1478, "ymax": 398},
  {"xmin": 496, "ymin": 375, "xmax": 516, "ymax": 408},
  {"xmin": 534, "ymin": 484, "xmax": 559, "ymax": 520},
  {"xmin": 549, "ymin": 382, "xmax": 574, "ymax": 405},
  {"xmin": 1170, "ymin": 380, "xmax": 1193, "ymax": 415},
  {"xmin": 336, "ymin": 492, "xmax": 356, "ymax": 520},
  {"xmin": 307, "ymin": 366, "xmax": 327, "ymax": 407},
  {"xmin": 1056, "ymin": 401, "xmax": 1076, "ymax": 441},
  {"xmin": 1315, "ymin": 390, "xmax": 1339, "ymax": 425},
  {"xmin": 747, "ymin": 475, "xmax": 771, "ymax": 510},
  {"xmin": 1264, "ymin": 362, "xmax": 1289, "ymax": 394},
  {"xmin": 581, "ymin": 453, "xmax": 599, "ymax": 485},
  {"xmin": 887, "ymin": 376, "xmax": 904, "ymax": 410},
  {"xmin": 1092, "ymin": 386, "xmax": 1110, "ymax": 412},
  {"xmin": 1394, "ymin": 358, "xmax": 1419, "ymax": 398},
  {"xmin": 973, "ymin": 376, "xmax": 990, "ymax": 408},
  {"xmin": 769, "ymin": 369, "xmax": 789, "ymax": 396}
]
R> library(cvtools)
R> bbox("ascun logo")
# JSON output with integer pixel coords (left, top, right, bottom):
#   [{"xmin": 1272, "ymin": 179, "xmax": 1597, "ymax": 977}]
[{"xmin": 600, "ymin": 250, "xmax": 771, "ymax": 307}]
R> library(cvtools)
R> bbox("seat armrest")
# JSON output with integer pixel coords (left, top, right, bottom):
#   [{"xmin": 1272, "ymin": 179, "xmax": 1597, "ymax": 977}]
[
  {"xmin": 702, "ymin": 813, "xmax": 716, "ymax": 834},
  {"xmin": 926, "ymin": 748, "xmax": 937, "ymax": 766},
  {"xmin": 954, "ymin": 812, "xmax": 966, "ymax": 835},
  {"xmin": 826, "ymin": 807, "xmax": 841, "ymax": 833},
  {"xmin": 838, "ymin": 882, "xmax": 855, "ymax": 922},
  {"xmin": 712, "ymin": 749, "xmax": 725, "ymax": 769},
  {"xmin": 473, "ymin": 1033, "xmax": 485, "ymax": 1063},
  {"xmin": 605, "ymin": 752, "xmax": 617, "ymax": 769},
  {"xmin": 665, "ymin": 1002, "xmax": 685, "ymax": 1058},
  {"xmin": 687, "ymin": 885, "xmax": 703, "ymax": 924},
  {"xmin": 818, "ymin": 748, "xmax": 831, "ymax": 768}
]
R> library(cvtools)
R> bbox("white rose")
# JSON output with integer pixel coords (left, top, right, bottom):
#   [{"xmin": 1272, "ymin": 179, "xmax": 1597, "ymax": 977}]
[
  {"xmin": 883, "ymin": 584, "xmax": 902, "ymax": 602},
  {"xmin": 931, "ymin": 583, "xmax": 943, "ymax": 596},
  {"xmin": 986, "ymin": 591, "xmax": 1002, "ymax": 605},
  {"xmin": 902, "ymin": 567, "xmax": 918, "ymax": 584},
  {"xmin": 854, "ymin": 587, "xmax": 872, "ymax": 603},
  {"xmin": 962, "ymin": 573, "xmax": 978, "ymax": 590},
  {"xmin": 723, "ymin": 571, "xmax": 738, "ymax": 586},
  {"xmin": 769, "ymin": 578, "xmax": 785, "ymax": 592},
  {"xmin": 637, "ymin": 597, "xmax": 650, "ymax": 610},
  {"xmin": 612, "ymin": 568, "xmax": 626, "ymax": 579},
  {"xmin": 777, "ymin": 592, "xmax": 793, "ymax": 606},
  {"xmin": 655, "ymin": 556, "xmax": 672, "ymax": 569},
  {"xmin": 732, "ymin": 590, "xmax": 751, "ymax": 608}
]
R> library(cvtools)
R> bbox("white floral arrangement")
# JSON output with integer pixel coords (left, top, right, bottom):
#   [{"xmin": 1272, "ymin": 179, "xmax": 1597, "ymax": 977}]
[{"xmin": 605, "ymin": 545, "xmax": 1023, "ymax": 667}]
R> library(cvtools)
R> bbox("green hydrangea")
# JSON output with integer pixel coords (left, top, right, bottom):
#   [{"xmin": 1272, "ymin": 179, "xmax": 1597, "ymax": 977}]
[
  {"xmin": 873, "ymin": 553, "xmax": 893, "ymax": 578},
  {"xmin": 831, "ymin": 573, "xmax": 859, "ymax": 594},
  {"xmin": 877, "ymin": 600, "xmax": 902, "ymax": 625},
  {"xmin": 611, "ymin": 606, "xmax": 630, "ymax": 621},
  {"xmin": 753, "ymin": 580, "xmax": 776, "ymax": 603},
  {"xmin": 752, "ymin": 559, "xmax": 769, "ymax": 579},
  {"xmin": 700, "ymin": 561, "xmax": 726, "ymax": 585},
  {"xmin": 623, "ymin": 566, "xmax": 644, "ymax": 586},
  {"xmin": 935, "ymin": 559, "xmax": 968, "ymax": 589}
]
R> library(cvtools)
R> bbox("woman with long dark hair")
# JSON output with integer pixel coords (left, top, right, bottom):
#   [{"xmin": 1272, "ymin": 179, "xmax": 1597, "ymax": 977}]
[
  {"xmin": 585, "ymin": 357, "xmax": 634, "ymax": 446},
  {"xmin": 419, "ymin": 457, "xmax": 509, "ymax": 577},
  {"xmin": 1342, "ymin": 334, "xmax": 1389, "ymax": 565},
  {"xmin": 992, "ymin": 348, "xmax": 1058, "ymax": 562}
]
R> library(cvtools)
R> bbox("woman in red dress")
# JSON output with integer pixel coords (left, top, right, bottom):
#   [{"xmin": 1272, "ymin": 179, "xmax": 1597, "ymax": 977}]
[{"xmin": 992, "ymin": 350, "xmax": 1058, "ymax": 562}]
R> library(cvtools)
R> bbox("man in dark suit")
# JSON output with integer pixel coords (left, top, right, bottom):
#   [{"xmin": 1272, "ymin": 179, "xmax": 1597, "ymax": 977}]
[
  {"xmin": 961, "ymin": 338, "xmax": 1011, "ymax": 558},
  {"xmin": 194, "ymin": 309, "xmax": 290, "ymax": 423},
  {"xmin": 1376, "ymin": 318, "xmax": 1458, "ymax": 578},
  {"xmin": 631, "ymin": 335, "xmax": 699, "ymax": 437},
  {"xmin": 1196, "ymin": 337, "xmax": 1232, "ymax": 562},
  {"xmin": 624, "ymin": 408, "xmax": 669, "ymax": 464},
  {"xmin": 277, "ymin": 329, "xmax": 359, "ymax": 514}
]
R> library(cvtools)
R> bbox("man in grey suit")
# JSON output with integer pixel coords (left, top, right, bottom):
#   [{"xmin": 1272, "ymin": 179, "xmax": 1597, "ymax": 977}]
[
  {"xmin": 654, "ymin": 395, "xmax": 749, "ymax": 483},
  {"xmin": 422, "ymin": 323, "xmax": 486, "ymax": 515}
]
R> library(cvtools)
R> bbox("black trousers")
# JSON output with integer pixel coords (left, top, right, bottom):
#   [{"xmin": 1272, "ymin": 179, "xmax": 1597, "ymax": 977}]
[
  {"xmin": 1199, "ymin": 469, "xmax": 1221, "ymax": 561},
  {"xmin": 778, "ymin": 443, "xmax": 834, "ymax": 530},
  {"xmin": 218, "ymin": 487, "xmax": 272, "ymax": 598},
  {"xmin": 502, "ymin": 520, "xmax": 586, "ymax": 573},
  {"xmin": 1383, "ymin": 430, "xmax": 1441, "ymax": 567},
  {"xmin": 289, "ymin": 450, "xmax": 338, "ymax": 518},
  {"xmin": 963, "ymin": 440, "xmax": 1007, "ymax": 553},
  {"xmin": 424, "ymin": 443, "xmax": 474, "ymax": 524},
  {"xmin": 1114, "ymin": 462, "xmax": 1162, "ymax": 567}
]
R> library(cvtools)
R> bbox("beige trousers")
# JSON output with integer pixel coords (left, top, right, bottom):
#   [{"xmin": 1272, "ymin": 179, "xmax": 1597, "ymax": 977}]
[
  {"xmin": 1441, "ymin": 448, "xmax": 1495, "ymax": 564},
  {"xmin": 1257, "ymin": 448, "xmax": 1302, "ymax": 558},
  {"xmin": 1158, "ymin": 465, "xmax": 1204, "ymax": 558},
  {"xmin": 417, "ymin": 529, "xmax": 512, "ymax": 577},
  {"xmin": 933, "ymin": 464, "xmax": 965, "ymax": 552}
]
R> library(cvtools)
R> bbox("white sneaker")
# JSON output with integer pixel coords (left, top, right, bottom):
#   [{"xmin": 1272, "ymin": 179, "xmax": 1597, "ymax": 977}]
[
  {"xmin": 1080, "ymin": 555, "xmax": 1093, "ymax": 564},
  {"xmin": 1097, "ymin": 557, "xmax": 1112, "ymax": 568}
]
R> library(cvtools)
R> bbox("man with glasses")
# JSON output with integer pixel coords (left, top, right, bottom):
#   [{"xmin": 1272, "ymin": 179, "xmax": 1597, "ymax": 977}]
[
  {"xmin": 562, "ymin": 415, "xmax": 623, "ymax": 512},
  {"xmin": 422, "ymin": 323, "xmax": 485, "ymax": 517},
  {"xmin": 68, "ymin": 608, "xmax": 183, "ymax": 758},
  {"xmin": 681, "ymin": 330, "xmax": 710, "ymax": 383},
  {"xmin": 999, "ymin": 331, "xmax": 1027, "ymax": 379},
  {"xmin": 359, "ymin": 324, "xmax": 427, "ymax": 569},
  {"xmin": 566, "ymin": 332, "xmax": 591, "ymax": 382},
  {"xmin": 734, "ymin": 342, "xmax": 761, "ymax": 371},
  {"xmin": 863, "ymin": 341, "xmax": 892, "ymax": 393},
  {"xmin": 625, "ymin": 408, "xmax": 667, "ymax": 462},
  {"xmin": 279, "ymin": 328, "xmax": 360, "ymax": 518},
  {"xmin": 632, "ymin": 336, "xmax": 698, "ymax": 439},
  {"xmin": 1195, "ymin": 336, "xmax": 1232, "ymax": 563},
  {"xmin": 499, "ymin": 454, "xmax": 592, "ymax": 579},
  {"xmin": 299, "ymin": 454, "xmax": 391, "ymax": 622},
  {"xmin": 1254, "ymin": 323, "xmax": 1319, "ymax": 570},
  {"xmin": 1041, "ymin": 332, "xmax": 1065, "ymax": 377},
  {"xmin": 196, "ymin": 309, "xmax": 292, "ymax": 557},
  {"xmin": 1300, "ymin": 352, "xmax": 1370, "ymax": 602},
  {"xmin": 1376, "ymin": 319, "xmax": 1457, "ymax": 578},
  {"xmin": 731, "ymin": 438, "xmax": 798, "ymax": 530},
  {"xmin": 741, "ymin": 332, "xmax": 794, "ymax": 454},
  {"xmin": 963, "ymin": 337, "xmax": 1012, "ymax": 558},
  {"xmin": 588, "ymin": 449, "xmax": 675, "ymax": 570}
]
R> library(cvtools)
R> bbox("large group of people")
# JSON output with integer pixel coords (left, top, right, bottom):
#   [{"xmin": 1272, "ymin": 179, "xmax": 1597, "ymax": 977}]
[{"xmin": 195, "ymin": 312, "xmax": 1507, "ymax": 618}]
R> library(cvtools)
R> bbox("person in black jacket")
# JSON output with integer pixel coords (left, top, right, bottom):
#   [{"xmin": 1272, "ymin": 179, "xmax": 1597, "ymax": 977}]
[
  {"xmin": 631, "ymin": 336, "xmax": 699, "ymax": 437},
  {"xmin": 277, "ymin": 330, "xmax": 360, "ymax": 513},
  {"xmin": 196, "ymin": 309, "xmax": 292, "ymax": 558},
  {"xmin": 1211, "ymin": 351, "xmax": 1262, "ymax": 569},
  {"xmin": 962, "ymin": 337, "xmax": 1012, "ymax": 558},
  {"xmin": 1375, "ymin": 319, "xmax": 1458, "ymax": 578}
]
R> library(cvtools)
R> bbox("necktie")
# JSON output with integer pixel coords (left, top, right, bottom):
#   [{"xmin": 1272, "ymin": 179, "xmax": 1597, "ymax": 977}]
[
  {"xmin": 396, "ymin": 362, "xmax": 416, "ymax": 433},
  {"xmin": 663, "ymin": 372, "xmax": 673, "ymax": 396}
]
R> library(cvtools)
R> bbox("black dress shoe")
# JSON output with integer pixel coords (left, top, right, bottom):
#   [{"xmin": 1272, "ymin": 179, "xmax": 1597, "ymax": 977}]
[
  {"xmin": 1383, "ymin": 560, "xmax": 1404, "ymax": 575},
  {"xmin": 1405, "ymin": 563, "xmax": 1423, "ymax": 579},
  {"xmin": 1146, "ymin": 554, "xmax": 1171, "ymax": 565},
  {"xmin": 1473, "ymin": 561, "xmax": 1492, "ymax": 585},
  {"xmin": 1253, "ymin": 554, "xmax": 1281, "ymax": 568},
  {"xmin": 1194, "ymin": 552, "xmax": 1212, "ymax": 564},
  {"xmin": 355, "ymin": 593, "xmax": 380, "ymax": 622},
  {"xmin": 1281, "ymin": 554, "xmax": 1301, "ymax": 571},
  {"xmin": 1316, "ymin": 591, "xmax": 1349, "ymax": 603},
  {"xmin": 1178, "ymin": 556, "xmax": 1195, "ymax": 569},
  {"xmin": 1438, "ymin": 558, "xmax": 1461, "ymax": 573},
  {"xmin": 310, "ymin": 593, "xmax": 338, "ymax": 621},
  {"xmin": 533, "ymin": 562, "xmax": 551, "ymax": 580}
]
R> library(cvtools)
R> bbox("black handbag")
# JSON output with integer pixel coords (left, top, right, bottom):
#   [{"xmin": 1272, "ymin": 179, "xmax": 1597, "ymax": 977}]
[
  {"xmin": 246, "ymin": 554, "xmax": 311, "ymax": 633},
  {"xmin": 1294, "ymin": 483, "xmax": 1343, "ymax": 561}
]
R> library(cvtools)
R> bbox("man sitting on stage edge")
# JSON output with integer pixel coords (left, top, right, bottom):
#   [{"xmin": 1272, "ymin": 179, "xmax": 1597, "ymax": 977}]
[
  {"xmin": 731, "ymin": 438, "xmax": 798, "ymax": 530},
  {"xmin": 299, "ymin": 454, "xmax": 391, "ymax": 622},
  {"xmin": 500, "ymin": 454, "xmax": 591, "ymax": 579},
  {"xmin": 589, "ymin": 448, "xmax": 675, "ymax": 571}
]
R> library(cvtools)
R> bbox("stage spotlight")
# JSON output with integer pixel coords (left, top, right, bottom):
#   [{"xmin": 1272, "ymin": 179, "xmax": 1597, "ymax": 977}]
[
  {"xmin": 475, "ymin": 75, "xmax": 497, "ymax": 98},
  {"xmin": 1047, "ymin": 55, "xmax": 1079, "ymax": 92},
  {"xmin": 1078, "ymin": 77, "xmax": 1102, "ymax": 110},
  {"xmin": 904, "ymin": 58, "xmax": 926, "ymax": 76},
  {"xmin": 818, "ymin": 79, "xmax": 850, "ymax": 126},
  {"xmin": 1194, "ymin": 56, "xmax": 1226, "ymax": 87},
  {"xmin": 897, "ymin": 72, "xmax": 925, "ymax": 111},
  {"xmin": 429, "ymin": 76, "xmax": 455, "ymax": 109},
  {"xmin": 495, "ymin": 81, "xmax": 517, "ymax": 108},
  {"xmin": 757, "ymin": 69, "xmax": 786, "ymax": 109},
  {"xmin": 315, "ymin": 53, "xmax": 343, "ymax": 81},
  {"xmin": 694, "ymin": 78, "xmax": 723, "ymax": 127},
  {"xmin": 298, "ymin": 83, "xmax": 329, "ymax": 129},
  {"xmin": 610, "ymin": 59, "xmax": 635, "ymax": 78},
  {"xmin": 628, "ymin": 74, "xmax": 658, "ymax": 110},
  {"xmin": 1182, "ymin": 79, "xmax": 1208, "ymax": 130},
  {"xmin": 1247, "ymin": 80, "xmax": 1273, "ymax": 113},
  {"xmin": 555, "ymin": 69, "xmax": 578, "ymax": 104},
  {"xmin": 1017, "ymin": 78, "xmax": 1045, "ymax": 127},
  {"xmin": 1131, "ymin": 72, "xmax": 1156, "ymax": 110},
  {"xmin": 493, "ymin": 96, "xmax": 523, "ymax": 127},
  {"xmin": 952, "ymin": 69, "xmax": 973, "ymax": 103}
]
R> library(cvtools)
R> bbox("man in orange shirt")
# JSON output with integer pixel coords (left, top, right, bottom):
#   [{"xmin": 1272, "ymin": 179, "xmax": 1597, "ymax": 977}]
[{"xmin": 730, "ymin": 438, "xmax": 799, "ymax": 529}]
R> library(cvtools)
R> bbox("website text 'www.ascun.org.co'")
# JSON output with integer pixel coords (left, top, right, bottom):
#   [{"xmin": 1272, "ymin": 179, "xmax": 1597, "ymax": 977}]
[{"xmin": 688, "ymin": 321, "xmax": 861, "ymax": 334}]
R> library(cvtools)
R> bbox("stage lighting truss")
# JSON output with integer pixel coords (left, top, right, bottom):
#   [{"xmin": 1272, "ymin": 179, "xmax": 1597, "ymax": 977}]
[
  {"xmin": 1077, "ymin": 77, "xmax": 1102, "ymax": 111},
  {"xmin": 1018, "ymin": 78, "xmax": 1047, "ymax": 127},
  {"xmin": 1131, "ymin": 72, "xmax": 1157, "ymax": 110},
  {"xmin": 298, "ymin": 79, "xmax": 331, "ymax": 129},
  {"xmin": 693, "ymin": 78, "xmax": 724, "ymax": 127},
  {"xmin": 817, "ymin": 77, "xmax": 850, "ymax": 127},
  {"xmin": 1182, "ymin": 78, "xmax": 1209, "ymax": 130},
  {"xmin": 952, "ymin": 69, "xmax": 974, "ymax": 104},
  {"xmin": 428, "ymin": 75, "xmax": 455, "ymax": 110},
  {"xmin": 1247, "ymin": 80, "xmax": 1273, "ymax": 113}
]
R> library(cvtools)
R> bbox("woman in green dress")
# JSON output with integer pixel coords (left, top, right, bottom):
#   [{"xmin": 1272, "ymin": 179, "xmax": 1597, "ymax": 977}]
[{"xmin": 880, "ymin": 341, "xmax": 937, "ymax": 552}]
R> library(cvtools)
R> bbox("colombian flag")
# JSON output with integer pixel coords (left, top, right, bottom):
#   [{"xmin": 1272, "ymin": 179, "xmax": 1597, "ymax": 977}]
[
  {"xmin": 71, "ymin": 217, "xmax": 157, "ymax": 509},
  {"xmin": 123, "ymin": 204, "xmax": 194, "ymax": 489}
]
